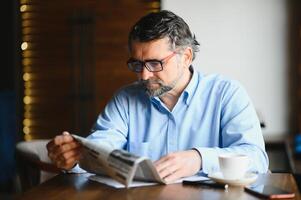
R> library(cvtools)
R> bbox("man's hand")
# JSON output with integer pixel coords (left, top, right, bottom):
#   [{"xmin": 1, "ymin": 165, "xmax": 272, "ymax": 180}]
[
  {"xmin": 46, "ymin": 131, "xmax": 82, "ymax": 170},
  {"xmin": 154, "ymin": 150, "xmax": 202, "ymax": 183}
]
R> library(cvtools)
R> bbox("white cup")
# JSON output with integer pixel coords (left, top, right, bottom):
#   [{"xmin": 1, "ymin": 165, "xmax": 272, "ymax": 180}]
[{"xmin": 218, "ymin": 153, "xmax": 249, "ymax": 180}]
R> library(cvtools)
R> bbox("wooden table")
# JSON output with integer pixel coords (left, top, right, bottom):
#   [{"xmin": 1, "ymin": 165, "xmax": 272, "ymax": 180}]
[{"xmin": 19, "ymin": 173, "xmax": 300, "ymax": 200}]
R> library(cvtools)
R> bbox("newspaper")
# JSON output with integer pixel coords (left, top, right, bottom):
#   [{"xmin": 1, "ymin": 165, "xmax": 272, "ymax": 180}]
[{"xmin": 72, "ymin": 135, "xmax": 166, "ymax": 188}]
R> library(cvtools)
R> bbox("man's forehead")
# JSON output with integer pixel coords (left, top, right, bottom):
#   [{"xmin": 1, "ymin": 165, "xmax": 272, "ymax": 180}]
[
  {"xmin": 133, "ymin": 36, "xmax": 170, "ymax": 46},
  {"xmin": 130, "ymin": 38, "xmax": 171, "ymax": 56}
]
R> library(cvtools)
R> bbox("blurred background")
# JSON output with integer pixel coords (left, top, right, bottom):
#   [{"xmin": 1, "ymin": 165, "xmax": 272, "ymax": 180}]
[{"xmin": 0, "ymin": 0, "xmax": 300, "ymax": 198}]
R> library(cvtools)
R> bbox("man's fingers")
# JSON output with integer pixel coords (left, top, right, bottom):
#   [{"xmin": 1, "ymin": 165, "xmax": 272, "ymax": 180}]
[
  {"xmin": 49, "ymin": 142, "xmax": 80, "ymax": 162},
  {"xmin": 46, "ymin": 140, "xmax": 55, "ymax": 152},
  {"xmin": 56, "ymin": 150, "xmax": 81, "ymax": 170},
  {"xmin": 46, "ymin": 131, "xmax": 81, "ymax": 170},
  {"xmin": 154, "ymin": 153, "xmax": 176, "ymax": 171},
  {"xmin": 59, "ymin": 147, "xmax": 81, "ymax": 162},
  {"xmin": 154, "ymin": 155, "xmax": 169, "ymax": 167},
  {"xmin": 154, "ymin": 154, "xmax": 181, "ymax": 180},
  {"xmin": 56, "ymin": 154, "xmax": 80, "ymax": 170},
  {"xmin": 158, "ymin": 163, "xmax": 179, "ymax": 179},
  {"xmin": 64, "ymin": 154, "xmax": 81, "ymax": 168},
  {"xmin": 56, "ymin": 141, "xmax": 81, "ymax": 155},
  {"xmin": 62, "ymin": 131, "xmax": 70, "ymax": 136},
  {"xmin": 154, "ymin": 150, "xmax": 202, "ymax": 182},
  {"xmin": 53, "ymin": 133, "xmax": 74, "ymax": 146},
  {"xmin": 163, "ymin": 169, "xmax": 182, "ymax": 183},
  {"xmin": 155, "ymin": 161, "xmax": 170, "ymax": 173}
]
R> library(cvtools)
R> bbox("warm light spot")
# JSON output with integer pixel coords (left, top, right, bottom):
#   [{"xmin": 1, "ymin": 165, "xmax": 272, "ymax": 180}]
[
  {"xmin": 21, "ymin": 13, "xmax": 31, "ymax": 20},
  {"xmin": 23, "ymin": 73, "xmax": 30, "ymax": 81},
  {"xmin": 24, "ymin": 89, "xmax": 29, "ymax": 95},
  {"xmin": 22, "ymin": 58, "xmax": 31, "ymax": 65},
  {"xmin": 24, "ymin": 88, "xmax": 32, "ymax": 96},
  {"xmin": 149, "ymin": 9, "xmax": 159, "ymax": 13},
  {"xmin": 20, "ymin": 0, "xmax": 28, "ymax": 4},
  {"xmin": 24, "ymin": 81, "xmax": 32, "ymax": 88},
  {"xmin": 149, "ymin": 2, "xmax": 160, "ymax": 8},
  {"xmin": 24, "ymin": 133, "xmax": 32, "ymax": 141},
  {"xmin": 23, "ymin": 119, "xmax": 31, "ymax": 126},
  {"xmin": 23, "ymin": 66, "xmax": 31, "ymax": 72},
  {"xmin": 22, "ymin": 20, "xmax": 33, "ymax": 28},
  {"xmin": 23, "ymin": 96, "xmax": 31, "ymax": 104},
  {"xmin": 22, "ymin": 26, "xmax": 33, "ymax": 34},
  {"xmin": 20, "ymin": 5, "xmax": 27, "ymax": 12},
  {"xmin": 23, "ymin": 126, "xmax": 30, "ymax": 134},
  {"xmin": 21, "ymin": 42, "xmax": 28, "ymax": 50},
  {"xmin": 24, "ymin": 111, "xmax": 31, "ymax": 119},
  {"xmin": 24, "ymin": 105, "xmax": 31, "ymax": 112}
]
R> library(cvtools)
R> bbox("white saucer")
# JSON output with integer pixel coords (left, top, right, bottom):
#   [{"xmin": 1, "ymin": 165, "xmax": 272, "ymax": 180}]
[{"xmin": 208, "ymin": 172, "xmax": 258, "ymax": 186}]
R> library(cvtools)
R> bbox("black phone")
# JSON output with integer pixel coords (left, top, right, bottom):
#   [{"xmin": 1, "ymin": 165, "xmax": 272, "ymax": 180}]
[{"xmin": 245, "ymin": 185, "xmax": 295, "ymax": 199}]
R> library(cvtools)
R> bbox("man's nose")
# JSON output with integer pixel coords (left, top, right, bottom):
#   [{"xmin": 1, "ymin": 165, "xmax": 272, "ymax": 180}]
[{"xmin": 140, "ymin": 66, "xmax": 153, "ymax": 80}]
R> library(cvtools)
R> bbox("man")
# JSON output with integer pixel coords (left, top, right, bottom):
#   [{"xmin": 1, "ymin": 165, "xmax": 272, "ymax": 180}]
[{"xmin": 47, "ymin": 10, "xmax": 269, "ymax": 183}]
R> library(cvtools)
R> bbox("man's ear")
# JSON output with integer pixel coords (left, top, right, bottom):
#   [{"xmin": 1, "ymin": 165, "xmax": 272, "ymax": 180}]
[{"xmin": 182, "ymin": 47, "xmax": 193, "ymax": 68}]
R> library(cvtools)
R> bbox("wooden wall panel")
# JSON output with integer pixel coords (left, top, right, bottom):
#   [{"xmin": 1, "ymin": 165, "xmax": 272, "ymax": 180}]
[{"xmin": 19, "ymin": 0, "xmax": 160, "ymax": 140}]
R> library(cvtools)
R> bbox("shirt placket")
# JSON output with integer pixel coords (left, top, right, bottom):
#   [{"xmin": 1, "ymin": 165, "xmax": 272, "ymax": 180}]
[{"xmin": 167, "ymin": 112, "xmax": 177, "ymax": 153}]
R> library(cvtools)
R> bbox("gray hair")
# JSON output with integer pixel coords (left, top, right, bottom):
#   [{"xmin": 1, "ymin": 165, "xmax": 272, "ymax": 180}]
[{"xmin": 128, "ymin": 10, "xmax": 200, "ymax": 60}]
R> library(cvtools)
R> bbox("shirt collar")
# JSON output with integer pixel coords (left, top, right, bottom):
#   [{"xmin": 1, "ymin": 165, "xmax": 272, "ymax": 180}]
[{"xmin": 182, "ymin": 66, "xmax": 199, "ymax": 105}]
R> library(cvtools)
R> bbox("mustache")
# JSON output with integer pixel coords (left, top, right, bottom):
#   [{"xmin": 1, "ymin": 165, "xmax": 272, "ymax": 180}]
[{"xmin": 139, "ymin": 79, "xmax": 163, "ymax": 86}]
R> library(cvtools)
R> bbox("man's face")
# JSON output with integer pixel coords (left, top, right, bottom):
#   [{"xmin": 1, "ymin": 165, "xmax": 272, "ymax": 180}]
[{"xmin": 130, "ymin": 38, "xmax": 184, "ymax": 97}]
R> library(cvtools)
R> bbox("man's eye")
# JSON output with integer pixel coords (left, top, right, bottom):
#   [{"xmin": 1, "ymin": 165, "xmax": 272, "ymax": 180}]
[{"xmin": 147, "ymin": 61, "xmax": 161, "ymax": 68}]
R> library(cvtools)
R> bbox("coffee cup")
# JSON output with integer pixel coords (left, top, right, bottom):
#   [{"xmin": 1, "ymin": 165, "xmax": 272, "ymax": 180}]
[{"xmin": 218, "ymin": 153, "xmax": 249, "ymax": 180}]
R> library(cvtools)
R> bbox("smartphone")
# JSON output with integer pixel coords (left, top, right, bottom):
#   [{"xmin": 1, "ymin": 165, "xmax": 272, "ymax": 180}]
[{"xmin": 245, "ymin": 185, "xmax": 295, "ymax": 199}]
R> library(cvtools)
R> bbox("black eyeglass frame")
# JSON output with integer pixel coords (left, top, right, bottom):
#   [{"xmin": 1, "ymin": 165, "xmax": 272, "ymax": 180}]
[{"xmin": 127, "ymin": 52, "xmax": 176, "ymax": 73}]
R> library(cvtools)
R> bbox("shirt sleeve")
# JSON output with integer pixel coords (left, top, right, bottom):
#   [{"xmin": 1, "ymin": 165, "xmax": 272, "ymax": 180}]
[
  {"xmin": 86, "ymin": 90, "xmax": 129, "ymax": 150},
  {"xmin": 195, "ymin": 80, "xmax": 269, "ymax": 175},
  {"xmin": 66, "ymin": 91, "xmax": 129, "ymax": 174}
]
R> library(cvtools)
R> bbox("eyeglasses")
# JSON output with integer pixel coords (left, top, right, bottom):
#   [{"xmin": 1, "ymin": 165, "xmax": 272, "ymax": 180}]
[{"xmin": 127, "ymin": 52, "xmax": 176, "ymax": 73}]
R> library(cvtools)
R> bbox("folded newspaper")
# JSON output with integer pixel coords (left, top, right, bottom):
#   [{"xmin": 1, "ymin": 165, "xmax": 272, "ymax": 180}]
[{"xmin": 72, "ymin": 135, "xmax": 166, "ymax": 188}]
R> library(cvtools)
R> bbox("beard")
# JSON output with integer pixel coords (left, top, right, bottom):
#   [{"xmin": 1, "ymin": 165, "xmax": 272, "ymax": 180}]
[{"xmin": 139, "ymin": 79, "xmax": 173, "ymax": 97}]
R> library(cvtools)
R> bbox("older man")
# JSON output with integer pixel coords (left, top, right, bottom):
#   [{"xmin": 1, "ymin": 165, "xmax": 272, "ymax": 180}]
[{"xmin": 47, "ymin": 10, "xmax": 268, "ymax": 183}]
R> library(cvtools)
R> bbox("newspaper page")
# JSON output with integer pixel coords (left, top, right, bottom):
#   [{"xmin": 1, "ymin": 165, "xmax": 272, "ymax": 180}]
[{"xmin": 72, "ymin": 135, "xmax": 166, "ymax": 187}]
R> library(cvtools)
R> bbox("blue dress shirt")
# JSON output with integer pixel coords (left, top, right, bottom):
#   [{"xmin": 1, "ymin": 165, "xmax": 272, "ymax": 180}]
[{"xmin": 87, "ymin": 68, "xmax": 269, "ymax": 174}]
